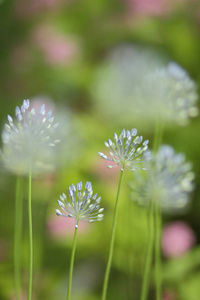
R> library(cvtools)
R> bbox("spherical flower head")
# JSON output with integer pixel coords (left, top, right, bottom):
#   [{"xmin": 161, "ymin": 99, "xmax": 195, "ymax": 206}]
[
  {"xmin": 130, "ymin": 145, "xmax": 195, "ymax": 213},
  {"xmin": 93, "ymin": 46, "xmax": 198, "ymax": 126},
  {"xmin": 98, "ymin": 128, "xmax": 151, "ymax": 171},
  {"xmin": 1, "ymin": 99, "xmax": 60, "ymax": 176},
  {"xmin": 55, "ymin": 181, "xmax": 104, "ymax": 228}
]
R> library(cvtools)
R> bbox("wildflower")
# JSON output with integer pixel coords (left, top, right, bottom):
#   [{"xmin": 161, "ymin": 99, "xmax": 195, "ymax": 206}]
[
  {"xmin": 98, "ymin": 128, "xmax": 151, "ymax": 171},
  {"xmin": 56, "ymin": 181, "xmax": 104, "ymax": 228},
  {"xmin": 162, "ymin": 221, "xmax": 196, "ymax": 258},
  {"xmin": 93, "ymin": 46, "xmax": 198, "ymax": 126},
  {"xmin": 130, "ymin": 145, "xmax": 195, "ymax": 213},
  {"xmin": 1, "ymin": 99, "xmax": 60, "ymax": 176}
]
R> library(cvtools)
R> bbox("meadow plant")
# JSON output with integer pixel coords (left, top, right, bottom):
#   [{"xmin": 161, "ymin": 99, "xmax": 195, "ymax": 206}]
[
  {"xmin": 1, "ymin": 99, "xmax": 59, "ymax": 176},
  {"xmin": 0, "ymin": 99, "xmax": 59, "ymax": 300},
  {"xmin": 131, "ymin": 145, "xmax": 194, "ymax": 212},
  {"xmin": 93, "ymin": 46, "xmax": 198, "ymax": 127},
  {"xmin": 130, "ymin": 145, "xmax": 195, "ymax": 300},
  {"xmin": 98, "ymin": 128, "xmax": 150, "ymax": 300},
  {"xmin": 56, "ymin": 181, "xmax": 104, "ymax": 300}
]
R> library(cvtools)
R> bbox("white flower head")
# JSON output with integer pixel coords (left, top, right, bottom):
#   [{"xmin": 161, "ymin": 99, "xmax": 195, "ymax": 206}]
[
  {"xmin": 130, "ymin": 145, "xmax": 195, "ymax": 213},
  {"xmin": 1, "ymin": 99, "xmax": 60, "ymax": 176},
  {"xmin": 98, "ymin": 128, "xmax": 151, "ymax": 171},
  {"xmin": 93, "ymin": 46, "xmax": 198, "ymax": 126},
  {"xmin": 56, "ymin": 181, "xmax": 104, "ymax": 228}
]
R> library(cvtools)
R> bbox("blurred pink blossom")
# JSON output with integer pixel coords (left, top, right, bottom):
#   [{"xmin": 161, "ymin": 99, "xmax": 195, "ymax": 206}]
[
  {"xmin": 10, "ymin": 291, "xmax": 26, "ymax": 300},
  {"xmin": 162, "ymin": 290, "xmax": 177, "ymax": 300},
  {"xmin": 15, "ymin": 0, "xmax": 66, "ymax": 17},
  {"xmin": 32, "ymin": 25, "xmax": 79, "ymax": 66},
  {"xmin": 124, "ymin": 0, "xmax": 197, "ymax": 17},
  {"xmin": 125, "ymin": 0, "xmax": 165, "ymax": 16},
  {"xmin": 47, "ymin": 214, "xmax": 89, "ymax": 238},
  {"xmin": 162, "ymin": 221, "xmax": 196, "ymax": 258}
]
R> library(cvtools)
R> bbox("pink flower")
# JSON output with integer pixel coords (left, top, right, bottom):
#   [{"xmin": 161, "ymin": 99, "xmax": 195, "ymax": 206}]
[
  {"xmin": 124, "ymin": 0, "xmax": 166, "ymax": 16},
  {"xmin": 10, "ymin": 291, "xmax": 26, "ymax": 300},
  {"xmin": 32, "ymin": 25, "xmax": 79, "ymax": 66},
  {"xmin": 47, "ymin": 214, "xmax": 89, "ymax": 238},
  {"xmin": 15, "ymin": 0, "xmax": 66, "ymax": 17},
  {"xmin": 162, "ymin": 221, "xmax": 196, "ymax": 258},
  {"xmin": 162, "ymin": 290, "xmax": 177, "ymax": 300},
  {"xmin": 123, "ymin": 0, "xmax": 197, "ymax": 17}
]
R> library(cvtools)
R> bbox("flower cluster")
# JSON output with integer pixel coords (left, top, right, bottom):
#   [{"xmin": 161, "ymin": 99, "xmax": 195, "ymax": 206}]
[
  {"xmin": 56, "ymin": 181, "xmax": 104, "ymax": 227},
  {"xmin": 93, "ymin": 46, "xmax": 198, "ymax": 126},
  {"xmin": 98, "ymin": 128, "xmax": 151, "ymax": 171},
  {"xmin": 1, "ymin": 100, "xmax": 60, "ymax": 176},
  {"xmin": 130, "ymin": 145, "xmax": 195, "ymax": 213}
]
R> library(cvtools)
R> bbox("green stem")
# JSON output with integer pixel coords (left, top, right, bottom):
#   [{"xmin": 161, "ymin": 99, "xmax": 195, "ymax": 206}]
[
  {"xmin": 28, "ymin": 170, "xmax": 33, "ymax": 300},
  {"xmin": 67, "ymin": 220, "xmax": 79, "ymax": 300},
  {"xmin": 14, "ymin": 176, "xmax": 23, "ymax": 300},
  {"xmin": 155, "ymin": 200, "xmax": 162, "ymax": 300},
  {"xmin": 140, "ymin": 118, "xmax": 164, "ymax": 300},
  {"xmin": 153, "ymin": 119, "xmax": 164, "ymax": 153},
  {"xmin": 140, "ymin": 200, "xmax": 154, "ymax": 300},
  {"xmin": 153, "ymin": 118, "xmax": 164, "ymax": 300},
  {"xmin": 101, "ymin": 169, "xmax": 124, "ymax": 300}
]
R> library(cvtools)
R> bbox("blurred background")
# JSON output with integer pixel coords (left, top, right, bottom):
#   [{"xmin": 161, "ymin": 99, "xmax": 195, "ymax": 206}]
[{"xmin": 0, "ymin": 0, "xmax": 200, "ymax": 299}]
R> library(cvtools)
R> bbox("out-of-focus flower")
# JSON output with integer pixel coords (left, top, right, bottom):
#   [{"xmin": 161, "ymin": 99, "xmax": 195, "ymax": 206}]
[
  {"xmin": 162, "ymin": 290, "xmax": 177, "ymax": 300},
  {"xmin": 98, "ymin": 128, "xmax": 151, "ymax": 171},
  {"xmin": 32, "ymin": 24, "xmax": 79, "ymax": 66},
  {"xmin": 130, "ymin": 145, "xmax": 195, "ymax": 213},
  {"xmin": 56, "ymin": 182, "xmax": 104, "ymax": 228},
  {"xmin": 93, "ymin": 46, "xmax": 198, "ymax": 126},
  {"xmin": 0, "ymin": 100, "xmax": 60, "ymax": 176},
  {"xmin": 15, "ymin": 0, "xmax": 65, "ymax": 17},
  {"xmin": 124, "ymin": 0, "xmax": 165, "ymax": 16},
  {"xmin": 47, "ymin": 214, "xmax": 89, "ymax": 238},
  {"xmin": 10, "ymin": 290, "xmax": 26, "ymax": 300},
  {"xmin": 162, "ymin": 221, "xmax": 196, "ymax": 258},
  {"xmin": 123, "ymin": 0, "xmax": 197, "ymax": 18}
]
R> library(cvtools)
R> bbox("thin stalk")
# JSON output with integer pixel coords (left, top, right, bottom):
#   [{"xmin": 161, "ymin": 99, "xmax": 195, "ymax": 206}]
[
  {"xmin": 28, "ymin": 169, "xmax": 33, "ymax": 300},
  {"xmin": 153, "ymin": 118, "xmax": 164, "ymax": 300},
  {"xmin": 14, "ymin": 176, "xmax": 24, "ymax": 300},
  {"xmin": 67, "ymin": 220, "xmax": 79, "ymax": 300},
  {"xmin": 140, "ymin": 117, "xmax": 164, "ymax": 300},
  {"xmin": 140, "ymin": 200, "xmax": 154, "ymax": 300},
  {"xmin": 153, "ymin": 119, "xmax": 164, "ymax": 153},
  {"xmin": 101, "ymin": 169, "xmax": 124, "ymax": 300},
  {"xmin": 155, "ymin": 200, "xmax": 162, "ymax": 300}
]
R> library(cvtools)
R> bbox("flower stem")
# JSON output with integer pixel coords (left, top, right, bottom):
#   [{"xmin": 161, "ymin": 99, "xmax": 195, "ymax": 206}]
[
  {"xmin": 28, "ymin": 169, "xmax": 33, "ymax": 300},
  {"xmin": 14, "ymin": 176, "xmax": 23, "ymax": 300},
  {"xmin": 101, "ymin": 169, "xmax": 124, "ymax": 300},
  {"xmin": 67, "ymin": 220, "xmax": 79, "ymax": 300},
  {"xmin": 153, "ymin": 118, "xmax": 164, "ymax": 153},
  {"xmin": 153, "ymin": 118, "xmax": 164, "ymax": 300},
  {"xmin": 155, "ymin": 200, "xmax": 162, "ymax": 300},
  {"xmin": 140, "ymin": 200, "xmax": 154, "ymax": 300}
]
